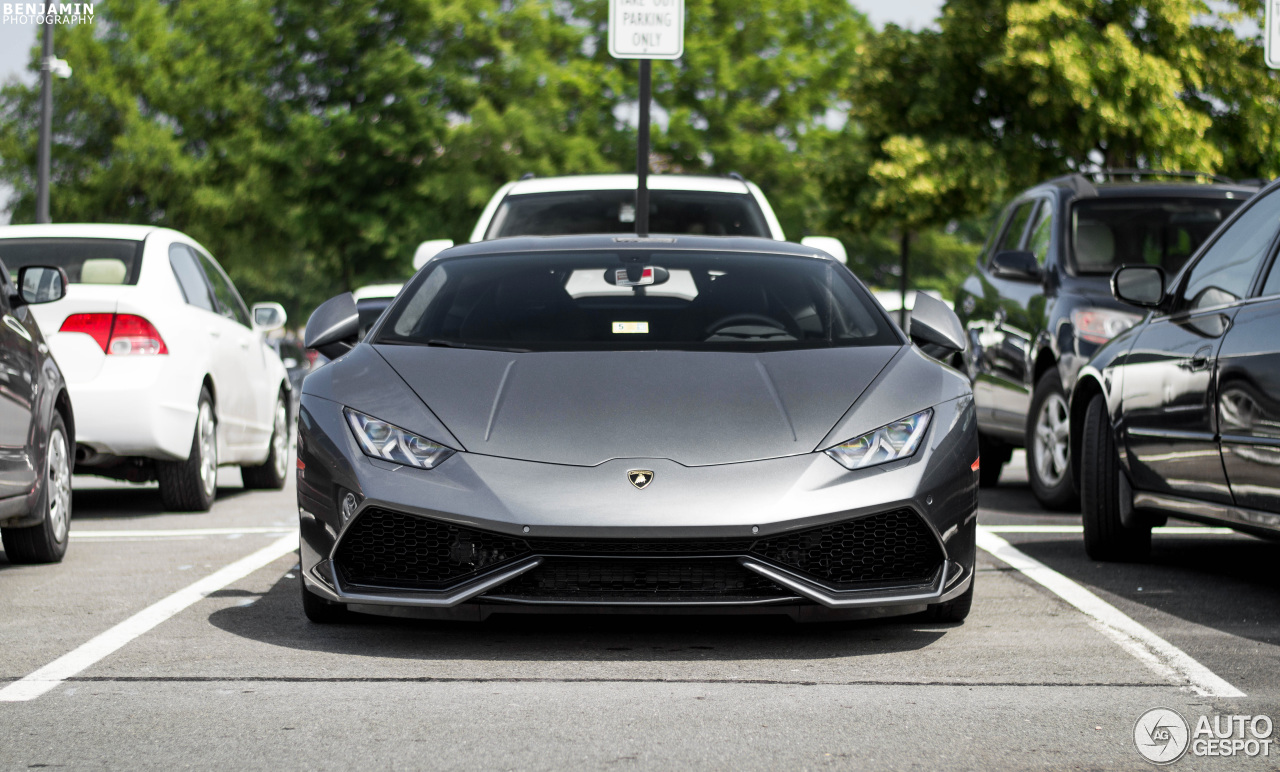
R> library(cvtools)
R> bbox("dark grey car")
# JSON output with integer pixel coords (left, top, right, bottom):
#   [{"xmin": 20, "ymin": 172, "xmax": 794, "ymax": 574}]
[
  {"xmin": 0, "ymin": 260, "xmax": 75, "ymax": 564},
  {"xmin": 296, "ymin": 235, "xmax": 979, "ymax": 623}
]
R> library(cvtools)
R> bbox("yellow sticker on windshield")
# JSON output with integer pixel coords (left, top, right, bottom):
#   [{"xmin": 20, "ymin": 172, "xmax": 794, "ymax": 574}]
[{"xmin": 612, "ymin": 322, "xmax": 649, "ymax": 334}]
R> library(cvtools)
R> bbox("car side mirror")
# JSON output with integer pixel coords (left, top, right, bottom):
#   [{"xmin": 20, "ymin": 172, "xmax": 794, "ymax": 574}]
[
  {"xmin": 1112, "ymin": 265, "xmax": 1166, "ymax": 309},
  {"xmin": 800, "ymin": 236, "xmax": 847, "ymax": 263},
  {"xmin": 991, "ymin": 250, "xmax": 1042, "ymax": 281},
  {"xmin": 412, "ymin": 239, "xmax": 454, "ymax": 271},
  {"xmin": 909, "ymin": 292, "xmax": 967, "ymax": 359},
  {"xmin": 252, "ymin": 302, "xmax": 288, "ymax": 332},
  {"xmin": 305, "ymin": 292, "xmax": 360, "ymax": 359},
  {"xmin": 15, "ymin": 265, "xmax": 67, "ymax": 306}
]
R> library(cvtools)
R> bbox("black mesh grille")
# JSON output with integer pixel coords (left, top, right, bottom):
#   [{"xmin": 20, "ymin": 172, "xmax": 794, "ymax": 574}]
[
  {"xmin": 335, "ymin": 508, "xmax": 530, "ymax": 589},
  {"xmin": 333, "ymin": 508, "xmax": 942, "ymax": 592},
  {"xmin": 490, "ymin": 558, "xmax": 788, "ymax": 601},
  {"xmin": 749, "ymin": 509, "xmax": 942, "ymax": 586}
]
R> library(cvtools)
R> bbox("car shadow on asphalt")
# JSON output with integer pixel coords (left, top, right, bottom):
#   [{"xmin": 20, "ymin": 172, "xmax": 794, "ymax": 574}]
[
  {"xmin": 69, "ymin": 484, "xmax": 254, "ymax": 520},
  {"xmin": 985, "ymin": 482, "xmax": 1280, "ymax": 650},
  {"xmin": 206, "ymin": 575, "xmax": 952, "ymax": 662}
]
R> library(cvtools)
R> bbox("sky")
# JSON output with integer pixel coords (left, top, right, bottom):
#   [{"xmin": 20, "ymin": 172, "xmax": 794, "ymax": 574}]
[{"xmin": 0, "ymin": 1, "xmax": 942, "ymax": 224}]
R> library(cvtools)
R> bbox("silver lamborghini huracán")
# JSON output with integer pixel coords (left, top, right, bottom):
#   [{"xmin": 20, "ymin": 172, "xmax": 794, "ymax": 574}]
[{"xmin": 297, "ymin": 235, "xmax": 979, "ymax": 623}]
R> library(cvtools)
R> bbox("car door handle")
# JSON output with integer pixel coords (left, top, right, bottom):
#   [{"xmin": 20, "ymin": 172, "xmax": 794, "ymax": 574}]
[
  {"xmin": 209, "ymin": 329, "xmax": 221, "ymax": 338},
  {"xmin": 240, "ymin": 340, "xmax": 250, "ymax": 349},
  {"xmin": 1183, "ymin": 346, "xmax": 1213, "ymax": 372}
]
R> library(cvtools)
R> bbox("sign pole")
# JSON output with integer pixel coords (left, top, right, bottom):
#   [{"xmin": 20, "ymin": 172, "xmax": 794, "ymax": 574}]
[
  {"xmin": 37, "ymin": 20, "xmax": 52, "ymax": 224},
  {"xmin": 636, "ymin": 59, "xmax": 651, "ymax": 238}
]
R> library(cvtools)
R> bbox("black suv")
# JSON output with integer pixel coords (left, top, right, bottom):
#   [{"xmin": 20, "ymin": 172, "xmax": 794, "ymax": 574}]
[{"xmin": 954, "ymin": 173, "xmax": 1257, "ymax": 508}]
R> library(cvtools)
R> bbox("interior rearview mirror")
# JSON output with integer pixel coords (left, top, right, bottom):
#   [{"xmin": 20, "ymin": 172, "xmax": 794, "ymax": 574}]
[
  {"xmin": 1112, "ymin": 265, "xmax": 1166, "ymax": 308},
  {"xmin": 991, "ymin": 251, "xmax": 1042, "ymax": 281},
  {"xmin": 305, "ymin": 292, "xmax": 360, "ymax": 360},
  {"xmin": 413, "ymin": 239, "xmax": 455, "ymax": 271},
  {"xmin": 252, "ymin": 302, "xmax": 288, "ymax": 332},
  {"xmin": 16, "ymin": 265, "xmax": 67, "ymax": 305},
  {"xmin": 800, "ymin": 236, "xmax": 848, "ymax": 263},
  {"xmin": 909, "ymin": 292, "xmax": 967, "ymax": 359}
]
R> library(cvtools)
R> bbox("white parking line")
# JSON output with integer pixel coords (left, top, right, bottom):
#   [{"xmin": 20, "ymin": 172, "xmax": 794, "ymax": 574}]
[
  {"xmin": 976, "ymin": 527, "xmax": 1245, "ymax": 698},
  {"xmin": 0, "ymin": 532, "xmax": 299, "ymax": 703},
  {"xmin": 982, "ymin": 525, "xmax": 1236, "ymax": 535},
  {"xmin": 71, "ymin": 527, "xmax": 293, "ymax": 540}
]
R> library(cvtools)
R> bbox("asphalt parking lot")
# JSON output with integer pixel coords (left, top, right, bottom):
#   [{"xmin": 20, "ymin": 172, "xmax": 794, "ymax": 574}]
[{"xmin": 1, "ymin": 454, "xmax": 1277, "ymax": 771}]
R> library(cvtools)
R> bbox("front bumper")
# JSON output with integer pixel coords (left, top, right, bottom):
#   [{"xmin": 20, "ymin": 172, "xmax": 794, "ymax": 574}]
[{"xmin": 296, "ymin": 392, "xmax": 979, "ymax": 619}]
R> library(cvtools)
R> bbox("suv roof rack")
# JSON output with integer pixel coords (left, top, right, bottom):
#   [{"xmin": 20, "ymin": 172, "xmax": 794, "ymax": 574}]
[
  {"xmin": 1089, "ymin": 168, "xmax": 1235, "ymax": 184},
  {"xmin": 519, "ymin": 172, "xmax": 536, "ymax": 181},
  {"xmin": 726, "ymin": 171, "xmax": 746, "ymax": 182}
]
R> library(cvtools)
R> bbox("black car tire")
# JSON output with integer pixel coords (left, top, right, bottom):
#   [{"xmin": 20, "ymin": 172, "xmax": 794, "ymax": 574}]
[
  {"xmin": 1027, "ymin": 370, "xmax": 1079, "ymax": 510},
  {"xmin": 158, "ymin": 388, "xmax": 218, "ymax": 512},
  {"xmin": 1, "ymin": 413, "xmax": 72, "ymax": 564},
  {"xmin": 301, "ymin": 575, "xmax": 351, "ymax": 623},
  {"xmin": 1081, "ymin": 394, "xmax": 1151, "ymax": 562},
  {"xmin": 977, "ymin": 433, "xmax": 1010, "ymax": 488},
  {"xmin": 241, "ymin": 391, "xmax": 289, "ymax": 490},
  {"xmin": 925, "ymin": 581, "xmax": 973, "ymax": 623}
]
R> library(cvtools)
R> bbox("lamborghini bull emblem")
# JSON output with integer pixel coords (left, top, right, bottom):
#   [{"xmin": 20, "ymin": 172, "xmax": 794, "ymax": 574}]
[{"xmin": 627, "ymin": 470, "xmax": 654, "ymax": 490}]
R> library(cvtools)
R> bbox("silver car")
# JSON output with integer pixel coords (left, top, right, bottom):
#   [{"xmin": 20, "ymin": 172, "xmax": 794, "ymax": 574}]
[{"xmin": 297, "ymin": 235, "xmax": 978, "ymax": 623}]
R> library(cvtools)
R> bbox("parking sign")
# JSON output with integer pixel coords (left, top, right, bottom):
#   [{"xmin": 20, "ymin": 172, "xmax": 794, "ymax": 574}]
[{"xmin": 608, "ymin": 0, "xmax": 684, "ymax": 60}]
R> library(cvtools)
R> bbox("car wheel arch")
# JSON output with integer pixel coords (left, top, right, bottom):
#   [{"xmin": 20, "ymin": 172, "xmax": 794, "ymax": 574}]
[
  {"xmin": 1069, "ymin": 375, "xmax": 1105, "ymax": 487},
  {"xmin": 54, "ymin": 387, "xmax": 75, "ymax": 450}
]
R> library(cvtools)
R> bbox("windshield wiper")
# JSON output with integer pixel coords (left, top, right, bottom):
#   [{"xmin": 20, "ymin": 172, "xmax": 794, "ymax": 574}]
[{"xmin": 426, "ymin": 339, "xmax": 530, "ymax": 353}]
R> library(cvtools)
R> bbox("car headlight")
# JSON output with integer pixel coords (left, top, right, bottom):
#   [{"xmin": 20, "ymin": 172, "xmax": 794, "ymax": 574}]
[
  {"xmin": 344, "ymin": 408, "xmax": 455, "ymax": 469},
  {"xmin": 1071, "ymin": 308, "xmax": 1142, "ymax": 345},
  {"xmin": 824, "ymin": 409, "xmax": 932, "ymax": 470}
]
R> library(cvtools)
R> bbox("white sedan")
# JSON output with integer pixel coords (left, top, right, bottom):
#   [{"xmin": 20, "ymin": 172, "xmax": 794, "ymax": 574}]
[{"xmin": 0, "ymin": 224, "xmax": 292, "ymax": 511}]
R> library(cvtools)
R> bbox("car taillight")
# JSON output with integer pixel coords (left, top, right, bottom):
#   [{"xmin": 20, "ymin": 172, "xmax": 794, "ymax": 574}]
[
  {"xmin": 59, "ymin": 313, "xmax": 168, "ymax": 355},
  {"xmin": 59, "ymin": 313, "xmax": 114, "ymax": 351}
]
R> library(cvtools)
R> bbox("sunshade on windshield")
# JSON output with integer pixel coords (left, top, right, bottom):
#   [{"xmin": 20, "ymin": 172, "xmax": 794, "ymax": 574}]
[{"xmin": 377, "ymin": 251, "xmax": 899, "ymax": 352}]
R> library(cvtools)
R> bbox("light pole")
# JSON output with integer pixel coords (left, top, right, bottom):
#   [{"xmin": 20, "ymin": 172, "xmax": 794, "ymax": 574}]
[{"xmin": 36, "ymin": 20, "xmax": 52, "ymax": 224}]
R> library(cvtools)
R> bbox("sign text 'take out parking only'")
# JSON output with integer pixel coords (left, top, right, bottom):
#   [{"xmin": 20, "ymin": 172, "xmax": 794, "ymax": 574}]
[{"xmin": 608, "ymin": 0, "xmax": 684, "ymax": 60}]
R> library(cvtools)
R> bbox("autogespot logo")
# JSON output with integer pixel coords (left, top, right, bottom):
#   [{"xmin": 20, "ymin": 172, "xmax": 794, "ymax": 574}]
[
  {"xmin": 1135, "ymin": 708, "xmax": 1190, "ymax": 764},
  {"xmin": 1134, "ymin": 708, "xmax": 1275, "ymax": 764}
]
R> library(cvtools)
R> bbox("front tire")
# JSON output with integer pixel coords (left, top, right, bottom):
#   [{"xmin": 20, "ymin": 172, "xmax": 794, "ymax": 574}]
[
  {"xmin": 301, "ymin": 575, "xmax": 351, "ymax": 623},
  {"xmin": 977, "ymin": 433, "xmax": 1011, "ymax": 488},
  {"xmin": 1081, "ymin": 394, "xmax": 1150, "ymax": 562},
  {"xmin": 1, "ymin": 413, "xmax": 72, "ymax": 564},
  {"xmin": 1027, "ymin": 370, "xmax": 1079, "ymax": 510},
  {"xmin": 925, "ymin": 581, "xmax": 974, "ymax": 623},
  {"xmin": 241, "ymin": 392, "xmax": 289, "ymax": 490},
  {"xmin": 158, "ymin": 388, "xmax": 218, "ymax": 512}
]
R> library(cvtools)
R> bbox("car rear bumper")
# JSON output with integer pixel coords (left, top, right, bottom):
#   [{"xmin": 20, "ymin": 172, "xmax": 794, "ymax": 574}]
[{"xmin": 65, "ymin": 356, "xmax": 198, "ymax": 461}]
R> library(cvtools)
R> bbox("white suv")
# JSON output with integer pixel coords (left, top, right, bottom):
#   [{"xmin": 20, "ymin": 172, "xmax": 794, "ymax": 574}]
[
  {"xmin": 412, "ymin": 174, "xmax": 847, "ymax": 267},
  {"xmin": 0, "ymin": 224, "xmax": 292, "ymax": 511}
]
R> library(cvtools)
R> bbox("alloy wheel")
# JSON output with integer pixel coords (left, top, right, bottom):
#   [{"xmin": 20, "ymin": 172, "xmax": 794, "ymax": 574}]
[
  {"xmin": 271, "ymin": 398, "xmax": 289, "ymax": 480},
  {"xmin": 1033, "ymin": 392, "xmax": 1070, "ymax": 488},
  {"xmin": 198, "ymin": 402, "xmax": 218, "ymax": 501},
  {"xmin": 46, "ymin": 428, "xmax": 71, "ymax": 544}
]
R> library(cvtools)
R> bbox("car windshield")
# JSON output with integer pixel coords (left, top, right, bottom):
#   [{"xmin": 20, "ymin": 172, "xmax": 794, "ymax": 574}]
[
  {"xmin": 378, "ymin": 251, "xmax": 899, "ymax": 352},
  {"xmin": 0, "ymin": 238, "xmax": 145, "ymax": 285},
  {"xmin": 485, "ymin": 190, "xmax": 771, "ymax": 239},
  {"xmin": 1071, "ymin": 197, "xmax": 1244, "ymax": 275}
]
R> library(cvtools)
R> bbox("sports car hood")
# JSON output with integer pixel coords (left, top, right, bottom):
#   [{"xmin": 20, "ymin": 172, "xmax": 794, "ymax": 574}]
[{"xmin": 373, "ymin": 344, "xmax": 899, "ymax": 467}]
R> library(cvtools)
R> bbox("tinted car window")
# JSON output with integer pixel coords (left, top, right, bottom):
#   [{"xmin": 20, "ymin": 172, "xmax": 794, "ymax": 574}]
[
  {"xmin": 168, "ymin": 244, "xmax": 216, "ymax": 312},
  {"xmin": 380, "ymin": 251, "xmax": 898, "ymax": 352},
  {"xmin": 486, "ymin": 190, "xmax": 771, "ymax": 239},
  {"xmin": 993, "ymin": 201, "xmax": 1036, "ymax": 257},
  {"xmin": 195, "ymin": 252, "xmax": 250, "ymax": 327},
  {"xmin": 1264, "ymin": 256, "xmax": 1280, "ymax": 297},
  {"xmin": 1180, "ymin": 188, "xmax": 1280, "ymax": 311},
  {"xmin": 1026, "ymin": 200, "xmax": 1053, "ymax": 264},
  {"xmin": 1071, "ymin": 198, "xmax": 1242, "ymax": 275},
  {"xmin": 0, "ymin": 238, "xmax": 143, "ymax": 285}
]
